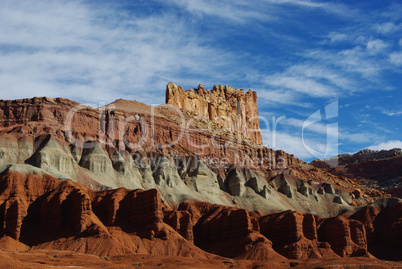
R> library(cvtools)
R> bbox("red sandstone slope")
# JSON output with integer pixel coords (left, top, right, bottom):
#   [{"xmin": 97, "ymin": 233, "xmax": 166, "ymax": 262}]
[{"xmin": 0, "ymin": 164, "xmax": 401, "ymax": 264}]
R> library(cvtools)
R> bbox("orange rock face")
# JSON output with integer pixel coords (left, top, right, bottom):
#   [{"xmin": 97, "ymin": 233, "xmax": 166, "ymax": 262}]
[{"xmin": 166, "ymin": 82, "xmax": 262, "ymax": 145}]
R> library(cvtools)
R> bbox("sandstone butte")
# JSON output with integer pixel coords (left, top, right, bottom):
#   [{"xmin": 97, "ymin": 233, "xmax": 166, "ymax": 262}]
[{"xmin": 0, "ymin": 82, "xmax": 400, "ymax": 268}]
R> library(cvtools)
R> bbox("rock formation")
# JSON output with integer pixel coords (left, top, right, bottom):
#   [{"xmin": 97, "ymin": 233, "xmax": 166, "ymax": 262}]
[
  {"xmin": 0, "ymin": 89, "xmax": 386, "ymax": 216},
  {"xmin": 0, "ymin": 83, "xmax": 400, "ymax": 266},
  {"xmin": 165, "ymin": 82, "xmax": 262, "ymax": 145}
]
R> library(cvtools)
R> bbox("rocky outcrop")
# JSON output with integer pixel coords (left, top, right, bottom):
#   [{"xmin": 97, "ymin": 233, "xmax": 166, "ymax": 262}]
[
  {"xmin": 259, "ymin": 211, "xmax": 337, "ymax": 259},
  {"xmin": 317, "ymin": 216, "xmax": 369, "ymax": 257},
  {"xmin": 0, "ymin": 166, "xmax": 210, "ymax": 258},
  {"xmin": 166, "ymin": 82, "xmax": 262, "ymax": 145}
]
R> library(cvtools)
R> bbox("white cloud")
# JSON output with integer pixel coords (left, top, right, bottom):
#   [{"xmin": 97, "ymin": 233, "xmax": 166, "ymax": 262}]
[
  {"xmin": 306, "ymin": 46, "xmax": 385, "ymax": 80},
  {"xmin": 262, "ymin": 131, "xmax": 339, "ymax": 160},
  {"xmin": 257, "ymin": 89, "xmax": 301, "ymax": 106},
  {"xmin": 168, "ymin": 0, "xmax": 353, "ymax": 24},
  {"xmin": 369, "ymin": 140, "xmax": 402, "ymax": 151},
  {"xmin": 366, "ymin": 39, "xmax": 389, "ymax": 54},
  {"xmin": 389, "ymin": 52, "xmax": 402, "ymax": 66},
  {"xmin": 327, "ymin": 32, "xmax": 349, "ymax": 43},
  {"xmin": 168, "ymin": 0, "xmax": 271, "ymax": 23},
  {"xmin": 372, "ymin": 22, "xmax": 401, "ymax": 34},
  {"xmin": 384, "ymin": 111, "xmax": 402, "ymax": 116},
  {"xmin": 262, "ymin": 63, "xmax": 357, "ymax": 100},
  {"xmin": 284, "ymin": 117, "xmax": 378, "ymax": 144},
  {"xmin": 372, "ymin": 106, "xmax": 402, "ymax": 116},
  {"xmin": 0, "ymin": 0, "xmax": 239, "ymax": 105},
  {"xmin": 264, "ymin": 75, "xmax": 339, "ymax": 97}
]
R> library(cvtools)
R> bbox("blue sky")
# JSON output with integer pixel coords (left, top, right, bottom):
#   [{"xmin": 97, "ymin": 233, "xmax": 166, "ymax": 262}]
[{"xmin": 0, "ymin": 0, "xmax": 401, "ymax": 162}]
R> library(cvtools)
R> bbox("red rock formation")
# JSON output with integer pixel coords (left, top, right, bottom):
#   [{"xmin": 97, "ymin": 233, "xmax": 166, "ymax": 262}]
[
  {"xmin": 0, "ymin": 167, "xmax": 400, "ymax": 263},
  {"xmin": 317, "ymin": 216, "xmax": 369, "ymax": 258},
  {"xmin": 0, "ymin": 95, "xmax": 304, "ymax": 171},
  {"xmin": 259, "ymin": 211, "xmax": 338, "ymax": 259},
  {"xmin": 165, "ymin": 82, "xmax": 262, "ymax": 145},
  {"xmin": 350, "ymin": 198, "xmax": 402, "ymax": 261},
  {"xmin": 178, "ymin": 201, "xmax": 286, "ymax": 261},
  {"xmin": 0, "ymin": 168, "xmax": 210, "ymax": 258},
  {"xmin": 163, "ymin": 210, "xmax": 194, "ymax": 241}
]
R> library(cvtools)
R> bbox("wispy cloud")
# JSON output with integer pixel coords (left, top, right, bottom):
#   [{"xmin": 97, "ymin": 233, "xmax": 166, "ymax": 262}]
[
  {"xmin": 389, "ymin": 52, "xmax": 402, "ymax": 66},
  {"xmin": 369, "ymin": 140, "xmax": 402, "ymax": 151},
  {"xmin": 366, "ymin": 39, "xmax": 389, "ymax": 54},
  {"xmin": 372, "ymin": 22, "xmax": 401, "ymax": 35},
  {"xmin": 262, "ymin": 130, "xmax": 339, "ymax": 160},
  {"xmin": 168, "ymin": 0, "xmax": 353, "ymax": 24},
  {"xmin": 263, "ymin": 63, "xmax": 357, "ymax": 99},
  {"xmin": 372, "ymin": 106, "xmax": 402, "ymax": 117},
  {"xmin": 0, "ymin": 1, "xmax": 240, "ymax": 104}
]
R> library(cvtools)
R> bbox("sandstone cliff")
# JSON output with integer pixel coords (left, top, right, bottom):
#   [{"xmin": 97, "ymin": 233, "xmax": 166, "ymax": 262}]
[{"xmin": 165, "ymin": 82, "xmax": 262, "ymax": 145}]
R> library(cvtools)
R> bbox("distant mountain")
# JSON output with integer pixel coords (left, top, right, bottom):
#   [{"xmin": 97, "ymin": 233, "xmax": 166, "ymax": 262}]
[{"xmin": 311, "ymin": 148, "xmax": 402, "ymax": 198}]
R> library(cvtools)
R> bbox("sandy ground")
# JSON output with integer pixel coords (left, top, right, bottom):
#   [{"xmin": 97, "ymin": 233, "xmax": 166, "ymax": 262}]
[{"xmin": 1, "ymin": 249, "xmax": 401, "ymax": 269}]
